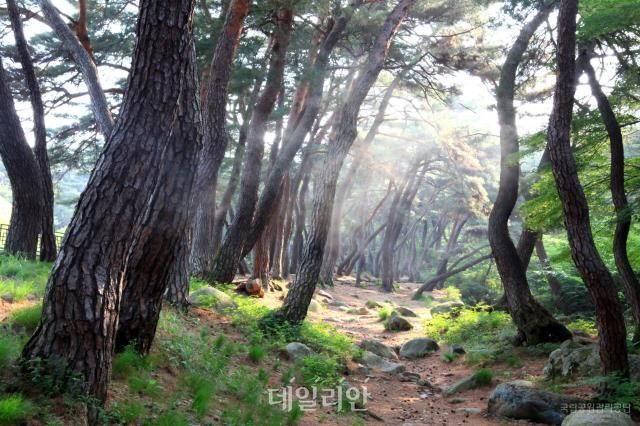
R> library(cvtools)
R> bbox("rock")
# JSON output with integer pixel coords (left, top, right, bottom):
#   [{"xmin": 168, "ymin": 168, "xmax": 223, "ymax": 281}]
[
  {"xmin": 385, "ymin": 312, "xmax": 413, "ymax": 331},
  {"xmin": 308, "ymin": 299, "xmax": 322, "ymax": 313},
  {"xmin": 431, "ymin": 301, "xmax": 464, "ymax": 314},
  {"xmin": 544, "ymin": 340, "xmax": 640, "ymax": 380},
  {"xmin": 461, "ymin": 408, "xmax": 482, "ymax": 415},
  {"xmin": 324, "ymin": 317, "xmax": 343, "ymax": 323},
  {"xmin": 317, "ymin": 289, "xmax": 333, "ymax": 300},
  {"xmin": 395, "ymin": 306, "xmax": 418, "ymax": 317},
  {"xmin": 189, "ymin": 287, "xmax": 237, "ymax": 310},
  {"xmin": 562, "ymin": 410, "xmax": 634, "ymax": 426},
  {"xmin": 359, "ymin": 339, "xmax": 399, "ymax": 361},
  {"xmin": 417, "ymin": 378, "xmax": 440, "ymax": 391},
  {"xmin": 360, "ymin": 351, "xmax": 406, "ymax": 375},
  {"xmin": 399, "ymin": 276, "xmax": 411, "ymax": 283},
  {"xmin": 449, "ymin": 397, "xmax": 466, "ymax": 404},
  {"xmin": 1, "ymin": 292, "xmax": 14, "ymax": 303},
  {"xmin": 328, "ymin": 299, "xmax": 349, "ymax": 307},
  {"xmin": 397, "ymin": 372, "xmax": 421, "ymax": 382},
  {"xmin": 399, "ymin": 338, "xmax": 439, "ymax": 359},
  {"xmin": 244, "ymin": 279, "xmax": 265, "ymax": 297},
  {"xmin": 487, "ymin": 382, "xmax": 582, "ymax": 425},
  {"xmin": 443, "ymin": 374, "xmax": 482, "ymax": 396},
  {"xmin": 284, "ymin": 342, "xmax": 314, "ymax": 362},
  {"xmin": 348, "ymin": 307, "xmax": 370, "ymax": 315},
  {"xmin": 450, "ymin": 345, "xmax": 465, "ymax": 354},
  {"xmin": 26, "ymin": 293, "xmax": 39, "ymax": 301}
]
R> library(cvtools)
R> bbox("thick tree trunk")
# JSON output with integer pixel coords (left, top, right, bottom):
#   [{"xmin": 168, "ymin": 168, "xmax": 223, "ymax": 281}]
[
  {"xmin": 165, "ymin": 229, "xmax": 191, "ymax": 307},
  {"xmin": 189, "ymin": 0, "xmax": 250, "ymax": 277},
  {"xmin": 0, "ymin": 58, "xmax": 43, "ymax": 260},
  {"xmin": 487, "ymin": 4, "xmax": 571, "ymax": 345},
  {"xmin": 7, "ymin": 0, "xmax": 56, "ymax": 261},
  {"xmin": 21, "ymin": 0, "xmax": 200, "ymax": 413},
  {"xmin": 38, "ymin": 0, "xmax": 113, "ymax": 136},
  {"xmin": 547, "ymin": 0, "xmax": 628, "ymax": 376},
  {"xmin": 579, "ymin": 45, "xmax": 640, "ymax": 343},
  {"xmin": 209, "ymin": 8, "xmax": 293, "ymax": 284},
  {"xmin": 279, "ymin": 0, "xmax": 416, "ymax": 323}
]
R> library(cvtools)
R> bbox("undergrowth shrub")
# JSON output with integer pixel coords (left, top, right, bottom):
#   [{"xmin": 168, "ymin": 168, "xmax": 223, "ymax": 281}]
[
  {"xmin": 9, "ymin": 304, "xmax": 42, "ymax": 330},
  {"xmin": 0, "ymin": 394, "xmax": 32, "ymax": 425}
]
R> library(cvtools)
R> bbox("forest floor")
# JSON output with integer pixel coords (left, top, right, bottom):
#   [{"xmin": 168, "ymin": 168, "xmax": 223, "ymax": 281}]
[{"xmin": 0, "ymin": 258, "xmax": 603, "ymax": 425}]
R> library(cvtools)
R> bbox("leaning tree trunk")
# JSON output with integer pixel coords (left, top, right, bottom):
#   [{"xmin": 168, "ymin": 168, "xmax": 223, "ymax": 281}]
[
  {"xmin": 579, "ymin": 45, "xmax": 640, "ymax": 343},
  {"xmin": 188, "ymin": 0, "xmax": 250, "ymax": 278},
  {"xmin": 547, "ymin": 0, "xmax": 628, "ymax": 376},
  {"xmin": 280, "ymin": 0, "xmax": 416, "ymax": 323},
  {"xmin": 0, "ymin": 58, "xmax": 44, "ymax": 260},
  {"xmin": 38, "ymin": 0, "xmax": 113, "ymax": 136},
  {"xmin": 21, "ymin": 0, "xmax": 201, "ymax": 414},
  {"xmin": 209, "ymin": 8, "xmax": 293, "ymax": 284},
  {"xmin": 7, "ymin": 0, "xmax": 56, "ymax": 261},
  {"xmin": 487, "ymin": 4, "xmax": 571, "ymax": 345}
]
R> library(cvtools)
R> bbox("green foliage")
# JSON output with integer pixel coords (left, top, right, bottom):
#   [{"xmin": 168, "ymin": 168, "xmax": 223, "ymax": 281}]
[
  {"xmin": 567, "ymin": 318, "xmax": 597, "ymax": 336},
  {"xmin": 109, "ymin": 400, "xmax": 146, "ymax": 424},
  {"xmin": 149, "ymin": 410, "xmax": 190, "ymax": 426},
  {"xmin": 112, "ymin": 345, "xmax": 154, "ymax": 378},
  {"xmin": 0, "ymin": 334, "xmax": 21, "ymax": 370},
  {"xmin": 441, "ymin": 286, "xmax": 462, "ymax": 302},
  {"xmin": 0, "ymin": 394, "xmax": 32, "ymax": 425},
  {"xmin": 299, "ymin": 355, "xmax": 342, "ymax": 389},
  {"xmin": 377, "ymin": 306, "xmax": 393, "ymax": 322},
  {"xmin": 0, "ymin": 256, "xmax": 50, "ymax": 301},
  {"xmin": 127, "ymin": 375, "xmax": 162, "ymax": 398},
  {"xmin": 580, "ymin": 374, "xmax": 640, "ymax": 410},
  {"xmin": 365, "ymin": 300, "xmax": 380, "ymax": 309},
  {"xmin": 472, "ymin": 368, "xmax": 494, "ymax": 386},
  {"xmin": 424, "ymin": 305, "xmax": 514, "ymax": 344},
  {"xmin": 187, "ymin": 374, "xmax": 216, "ymax": 419},
  {"xmin": 248, "ymin": 344, "xmax": 267, "ymax": 363},
  {"xmin": 441, "ymin": 352, "xmax": 458, "ymax": 363},
  {"xmin": 579, "ymin": 0, "xmax": 640, "ymax": 40},
  {"xmin": 9, "ymin": 304, "xmax": 42, "ymax": 330}
]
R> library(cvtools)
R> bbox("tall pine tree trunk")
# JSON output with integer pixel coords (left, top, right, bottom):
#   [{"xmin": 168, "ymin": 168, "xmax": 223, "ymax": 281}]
[
  {"xmin": 280, "ymin": 0, "xmax": 416, "ymax": 322},
  {"xmin": 209, "ymin": 8, "xmax": 293, "ymax": 284},
  {"xmin": 579, "ymin": 45, "xmax": 640, "ymax": 343},
  {"xmin": 487, "ymin": 4, "xmax": 571, "ymax": 345},
  {"xmin": 547, "ymin": 0, "xmax": 628, "ymax": 376},
  {"xmin": 7, "ymin": 0, "xmax": 56, "ymax": 261},
  {"xmin": 0, "ymin": 58, "xmax": 43, "ymax": 260},
  {"xmin": 21, "ymin": 0, "xmax": 201, "ymax": 412}
]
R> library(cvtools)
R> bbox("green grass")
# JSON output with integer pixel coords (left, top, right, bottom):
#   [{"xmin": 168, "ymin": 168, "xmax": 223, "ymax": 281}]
[
  {"xmin": 472, "ymin": 368, "xmax": 495, "ymax": 386},
  {"xmin": 365, "ymin": 300, "xmax": 380, "ymax": 309},
  {"xmin": 424, "ymin": 306, "xmax": 514, "ymax": 345},
  {"xmin": 0, "ymin": 334, "xmax": 21, "ymax": 370},
  {"xmin": 0, "ymin": 256, "xmax": 51, "ymax": 301},
  {"xmin": 440, "ymin": 286, "xmax": 462, "ymax": 302},
  {"xmin": 377, "ymin": 305, "xmax": 393, "ymax": 322},
  {"xmin": 441, "ymin": 352, "xmax": 458, "ymax": 363},
  {"xmin": 112, "ymin": 345, "xmax": 154, "ymax": 378},
  {"xmin": 567, "ymin": 317, "xmax": 597, "ymax": 336},
  {"xmin": 0, "ymin": 394, "xmax": 32, "ymax": 425},
  {"xmin": 298, "ymin": 354, "xmax": 342, "ymax": 388},
  {"xmin": 109, "ymin": 400, "xmax": 146, "ymax": 424},
  {"xmin": 248, "ymin": 344, "xmax": 266, "ymax": 363},
  {"xmin": 150, "ymin": 410, "xmax": 190, "ymax": 426},
  {"xmin": 9, "ymin": 304, "xmax": 42, "ymax": 330}
]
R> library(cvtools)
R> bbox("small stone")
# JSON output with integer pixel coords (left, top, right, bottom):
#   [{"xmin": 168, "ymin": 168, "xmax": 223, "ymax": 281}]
[
  {"xmin": 189, "ymin": 286, "xmax": 237, "ymax": 310},
  {"xmin": 400, "ymin": 338, "xmax": 439, "ymax": 359},
  {"xmin": 317, "ymin": 289, "xmax": 333, "ymax": 300},
  {"xmin": 385, "ymin": 312, "xmax": 413, "ymax": 331},
  {"xmin": 359, "ymin": 339, "xmax": 399, "ymax": 360},
  {"xmin": 448, "ymin": 397, "xmax": 466, "ymax": 404},
  {"xmin": 431, "ymin": 301, "xmax": 464, "ymax": 314},
  {"xmin": 284, "ymin": 342, "xmax": 314, "ymax": 362},
  {"xmin": 461, "ymin": 408, "xmax": 481, "ymax": 415},
  {"xmin": 395, "ymin": 306, "xmax": 418, "ymax": 317},
  {"xmin": 450, "ymin": 345, "xmax": 465, "ymax": 354},
  {"xmin": 308, "ymin": 299, "xmax": 322, "ymax": 313},
  {"xmin": 1, "ymin": 292, "xmax": 14, "ymax": 303}
]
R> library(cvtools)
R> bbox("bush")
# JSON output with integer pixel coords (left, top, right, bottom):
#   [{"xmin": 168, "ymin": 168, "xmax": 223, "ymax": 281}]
[
  {"xmin": 9, "ymin": 304, "xmax": 42, "ymax": 330},
  {"xmin": 0, "ymin": 334, "xmax": 20, "ymax": 370},
  {"xmin": 299, "ymin": 355, "xmax": 342, "ymax": 388},
  {"xmin": 473, "ymin": 368, "xmax": 494, "ymax": 386},
  {"xmin": 377, "ymin": 306, "xmax": 393, "ymax": 322},
  {"xmin": 424, "ymin": 306, "xmax": 513, "ymax": 345},
  {"xmin": 0, "ymin": 394, "xmax": 32, "ymax": 425},
  {"xmin": 110, "ymin": 400, "xmax": 146, "ymax": 424},
  {"xmin": 248, "ymin": 344, "xmax": 266, "ymax": 363},
  {"xmin": 113, "ymin": 345, "xmax": 153, "ymax": 378}
]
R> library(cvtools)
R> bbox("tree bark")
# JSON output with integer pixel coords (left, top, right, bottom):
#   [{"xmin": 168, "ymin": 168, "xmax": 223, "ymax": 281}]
[
  {"xmin": 189, "ymin": 0, "xmax": 250, "ymax": 277},
  {"xmin": 487, "ymin": 4, "xmax": 571, "ymax": 345},
  {"xmin": 209, "ymin": 7, "xmax": 293, "ymax": 284},
  {"xmin": 21, "ymin": 0, "xmax": 201, "ymax": 413},
  {"xmin": 7, "ymin": 0, "xmax": 56, "ymax": 261},
  {"xmin": 38, "ymin": 0, "xmax": 114, "ymax": 137},
  {"xmin": 535, "ymin": 238, "xmax": 568, "ymax": 314},
  {"xmin": 578, "ymin": 44, "xmax": 640, "ymax": 343},
  {"xmin": 0, "ymin": 58, "xmax": 43, "ymax": 260},
  {"xmin": 279, "ymin": 0, "xmax": 416, "ymax": 323},
  {"xmin": 547, "ymin": 0, "xmax": 628, "ymax": 376}
]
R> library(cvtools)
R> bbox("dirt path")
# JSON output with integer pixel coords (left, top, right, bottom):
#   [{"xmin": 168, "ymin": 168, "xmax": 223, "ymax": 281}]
[{"xmin": 262, "ymin": 276, "xmax": 549, "ymax": 426}]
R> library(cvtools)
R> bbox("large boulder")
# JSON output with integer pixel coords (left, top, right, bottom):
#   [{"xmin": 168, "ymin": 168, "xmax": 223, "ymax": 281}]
[
  {"xmin": 561, "ymin": 410, "xmax": 634, "ymax": 426},
  {"xmin": 395, "ymin": 306, "xmax": 418, "ymax": 317},
  {"xmin": 399, "ymin": 338, "xmax": 439, "ymax": 359},
  {"xmin": 544, "ymin": 340, "xmax": 640, "ymax": 380},
  {"xmin": 385, "ymin": 312, "xmax": 413, "ymax": 331},
  {"xmin": 431, "ymin": 301, "xmax": 464, "ymax": 314},
  {"xmin": 359, "ymin": 339, "xmax": 399, "ymax": 361},
  {"xmin": 284, "ymin": 342, "xmax": 314, "ymax": 362},
  {"xmin": 442, "ymin": 373, "xmax": 490, "ymax": 396},
  {"xmin": 189, "ymin": 287, "xmax": 237, "ymax": 310},
  {"xmin": 360, "ymin": 351, "xmax": 406, "ymax": 375},
  {"xmin": 488, "ymin": 382, "xmax": 582, "ymax": 425}
]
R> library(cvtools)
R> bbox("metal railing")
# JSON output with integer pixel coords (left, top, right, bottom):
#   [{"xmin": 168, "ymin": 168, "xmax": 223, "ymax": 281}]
[{"xmin": 0, "ymin": 223, "xmax": 65, "ymax": 257}]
